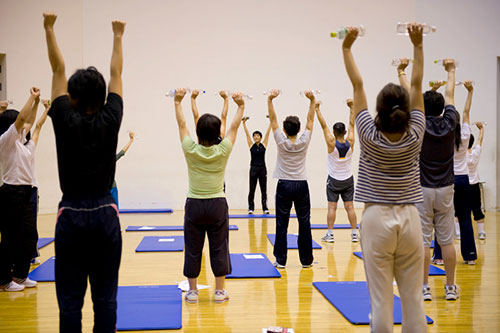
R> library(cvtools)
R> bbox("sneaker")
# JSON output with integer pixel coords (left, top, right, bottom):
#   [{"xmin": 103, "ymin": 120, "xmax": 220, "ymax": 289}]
[
  {"xmin": 214, "ymin": 289, "xmax": 229, "ymax": 303},
  {"xmin": 478, "ymin": 232, "xmax": 486, "ymax": 240},
  {"xmin": 264, "ymin": 210, "xmax": 270, "ymax": 214},
  {"xmin": 12, "ymin": 277, "xmax": 37, "ymax": 288},
  {"xmin": 445, "ymin": 285, "xmax": 459, "ymax": 300},
  {"xmin": 185, "ymin": 290, "xmax": 199, "ymax": 303},
  {"xmin": 302, "ymin": 263, "xmax": 313, "ymax": 268},
  {"xmin": 464, "ymin": 260, "xmax": 476, "ymax": 265},
  {"xmin": 351, "ymin": 233, "xmax": 359, "ymax": 243},
  {"xmin": 31, "ymin": 258, "xmax": 41, "ymax": 265},
  {"xmin": 422, "ymin": 286, "xmax": 432, "ymax": 301},
  {"xmin": 0, "ymin": 281, "xmax": 25, "ymax": 292},
  {"xmin": 321, "ymin": 233, "xmax": 335, "ymax": 243},
  {"xmin": 273, "ymin": 261, "xmax": 286, "ymax": 269},
  {"xmin": 456, "ymin": 233, "xmax": 461, "ymax": 240},
  {"xmin": 248, "ymin": 210, "xmax": 254, "ymax": 215},
  {"xmin": 431, "ymin": 259, "xmax": 444, "ymax": 266}
]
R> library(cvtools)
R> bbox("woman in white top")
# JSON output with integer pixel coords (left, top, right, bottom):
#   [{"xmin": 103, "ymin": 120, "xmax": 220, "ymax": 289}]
[
  {"xmin": 468, "ymin": 122, "xmax": 485, "ymax": 239},
  {"xmin": 0, "ymin": 87, "xmax": 47, "ymax": 292}
]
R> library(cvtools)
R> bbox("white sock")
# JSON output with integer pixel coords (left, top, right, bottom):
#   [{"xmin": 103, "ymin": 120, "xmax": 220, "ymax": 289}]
[
  {"xmin": 327, "ymin": 229, "xmax": 334, "ymax": 235},
  {"xmin": 351, "ymin": 229, "xmax": 357, "ymax": 235},
  {"xmin": 455, "ymin": 222, "xmax": 460, "ymax": 234},
  {"xmin": 478, "ymin": 223, "xmax": 485, "ymax": 233}
]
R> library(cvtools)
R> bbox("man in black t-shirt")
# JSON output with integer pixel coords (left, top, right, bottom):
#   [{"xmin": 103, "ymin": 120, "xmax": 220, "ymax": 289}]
[{"xmin": 43, "ymin": 12, "xmax": 126, "ymax": 332}]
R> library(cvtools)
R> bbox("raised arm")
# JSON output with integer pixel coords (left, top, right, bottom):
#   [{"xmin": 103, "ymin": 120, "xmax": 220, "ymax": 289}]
[
  {"xmin": 23, "ymin": 95, "xmax": 40, "ymax": 135},
  {"xmin": 431, "ymin": 80, "xmax": 446, "ymax": 91},
  {"xmin": 190, "ymin": 90, "xmax": 200, "ymax": 126},
  {"xmin": 219, "ymin": 90, "xmax": 229, "ymax": 139},
  {"xmin": 267, "ymin": 89, "xmax": 280, "ymax": 132},
  {"xmin": 476, "ymin": 122, "xmax": 484, "ymax": 146},
  {"xmin": 315, "ymin": 101, "xmax": 335, "ymax": 151},
  {"xmin": 443, "ymin": 59, "xmax": 456, "ymax": 107},
  {"xmin": 122, "ymin": 131, "xmax": 135, "ymax": 153},
  {"xmin": 43, "ymin": 12, "xmax": 67, "ymax": 101},
  {"xmin": 346, "ymin": 99, "xmax": 355, "ymax": 147},
  {"xmin": 0, "ymin": 100, "xmax": 8, "ymax": 114},
  {"xmin": 462, "ymin": 80, "xmax": 473, "ymax": 125},
  {"xmin": 262, "ymin": 122, "xmax": 272, "ymax": 148},
  {"xmin": 32, "ymin": 99, "xmax": 50, "ymax": 145},
  {"xmin": 342, "ymin": 27, "xmax": 368, "ymax": 118},
  {"xmin": 14, "ymin": 88, "xmax": 40, "ymax": 134},
  {"xmin": 304, "ymin": 90, "xmax": 316, "ymax": 132},
  {"xmin": 108, "ymin": 20, "xmax": 126, "ymax": 97},
  {"xmin": 408, "ymin": 24, "xmax": 424, "ymax": 113},
  {"xmin": 242, "ymin": 118, "xmax": 253, "ymax": 148},
  {"xmin": 174, "ymin": 88, "xmax": 189, "ymax": 141},
  {"xmin": 396, "ymin": 58, "xmax": 411, "ymax": 92},
  {"xmin": 225, "ymin": 93, "xmax": 245, "ymax": 144}
]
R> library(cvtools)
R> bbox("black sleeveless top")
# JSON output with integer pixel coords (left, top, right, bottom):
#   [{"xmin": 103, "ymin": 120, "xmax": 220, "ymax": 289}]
[{"xmin": 250, "ymin": 143, "xmax": 266, "ymax": 167}]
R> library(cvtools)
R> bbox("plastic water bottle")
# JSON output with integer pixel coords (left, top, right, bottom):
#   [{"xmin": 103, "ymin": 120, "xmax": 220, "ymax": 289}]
[
  {"xmin": 428, "ymin": 80, "xmax": 447, "ymax": 87},
  {"xmin": 330, "ymin": 25, "xmax": 365, "ymax": 39},
  {"xmin": 165, "ymin": 88, "xmax": 192, "ymax": 98},
  {"xmin": 300, "ymin": 90, "xmax": 321, "ymax": 97},
  {"xmin": 434, "ymin": 59, "xmax": 460, "ymax": 68},
  {"xmin": 263, "ymin": 90, "xmax": 282, "ymax": 96},
  {"xmin": 396, "ymin": 22, "xmax": 437, "ymax": 35},
  {"xmin": 455, "ymin": 81, "xmax": 475, "ymax": 86},
  {"xmin": 391, "ymin": 59, "xmax": 413, "ymax": 67}
]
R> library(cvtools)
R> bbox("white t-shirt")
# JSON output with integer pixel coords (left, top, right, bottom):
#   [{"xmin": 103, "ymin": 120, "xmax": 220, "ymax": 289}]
[
  {"xmin": 328, "ymin": 140, "xmax": 353, "ymax": 181},
  {"xmin": 0, "ymin": 124, "xmax": 37, "ymax": 187},
  {"xmin": 453, "ymin": 123, "xmax": 471, "ymax": 176},
  {"xmin": 467, "ymin": 145, "xmax": 481, "ymax": 184},
  {"xmin": 273, "ymin": 129, "xmax": 311, "ymax": 180}
]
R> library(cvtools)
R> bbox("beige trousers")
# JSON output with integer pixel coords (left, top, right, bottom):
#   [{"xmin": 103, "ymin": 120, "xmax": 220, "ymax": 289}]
[{"xmin": 360, "ymin": 204, "xmax": 427, "ymax": 333}]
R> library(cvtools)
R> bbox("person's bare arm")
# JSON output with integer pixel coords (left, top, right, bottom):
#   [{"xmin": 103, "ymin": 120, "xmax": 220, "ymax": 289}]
[
  {"xmin": 267, "ymin": 89, "xmax": 280, "ymax": 132},
  {"xmin": 23, "ymin": 95, "xmax": 40, "ymax": 135},
  {"xmin": 14, "ymin": 88, "xmax": 40, "ymax": 134},
  {"xmin": 476, "ymin": 122, "xmax": 484, "ymax": 146},
  {"xmin": 190, "ymin": 90, "xmax": 200, "ymax": 126},
  {"xmin": 304, "ymin": 90, "xmax": 316, "ymax": 132},
  {"xmin": 32, "ymin": 99, "xmax": 50, "ymax": 145},
  {"xmin": 242, "ymin": 118, "xmax": 253, "ymax": 148},
  {"xmin": 431, "ymin": 80, "xmax": 446, "ymax": 91},
  {"xmin": 342, "ymin": 27, "xmax": 368, "ymax": 118},
  {"xmin": 219, "ymin": 90, "xmax": 229, "ymax": 139},
  {"xmin": 225, "ymin": 93, "xmax": 245, "ymax": 144},
  {"xmin": 408, "ymin": 23, "xmax": 424, "ymax": 113},
  {"xmin": 396, "ymin": 58, "xmax": 411, "ymax": 92},
  {"xmin": 444, "ymin": 59, "xmax": 456, "ymax": 107},
  {"xmin": 315, "ymin": 101, "xmax": 335, "ymax": 152},
  {"xmin": 108, "ymin": 20, "xmax": 125, "ymax": 97},
  {"xmin": 122, "ymin": 131, "xmax": 135, "ymax": 153},
  {"xmin": 462, "ymin": 80, "xmax": 473, "ymax": 125},
  {"xmin": 43, "ymin": 12, "xmax": 67, "ymax": 101},
  {"xmin": 262, "ymin": 122, "xmax": 272, "ymax": 148},
  {"xmin": 174, "ymin": 88, "xmax": 189, "ymax": 141},
  {"xmin": 346, "ymin": 99, "xmax": 355, "ymax": 147}
]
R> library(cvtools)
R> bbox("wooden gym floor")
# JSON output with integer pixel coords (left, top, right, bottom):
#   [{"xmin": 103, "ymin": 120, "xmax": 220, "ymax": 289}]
[{"xmin": 0, "ymin": 209, "xmax": 498, "ymax": 332}]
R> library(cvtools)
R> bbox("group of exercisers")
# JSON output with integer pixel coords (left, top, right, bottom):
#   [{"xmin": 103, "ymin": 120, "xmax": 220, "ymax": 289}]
[{"xmin": 0, "ymin": 11, "xmax": 486, "ymax": 333}]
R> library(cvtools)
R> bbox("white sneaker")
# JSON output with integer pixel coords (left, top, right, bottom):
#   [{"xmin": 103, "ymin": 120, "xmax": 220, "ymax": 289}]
[
  {"xmin": 478, "ymin": 232, "xmax": 486, "ymax": 240},
  {"xmin": 351, "ymin": 233, "xmax": 359, "ymax": 242},
  {"xmin": 13, "ymin": 277, "xmax": 37, "ymax": 288},
  {"xmin": 422, "ymin": 286, "xmax": 432, "ymax": 301},
  {"xmin": 248, "ymin": 210, "xmax": 254, "ymax": 215},
  {"xmin": 0, "ymin": 281, "xmax": 25, "ymax": 292},
  {"xmin": 185, "ymin": 290, "xmax": 198, "ymax": 303},
  {"xmin": 321, "ymin": 233, "xmax": 335, "ymax": 243},
  {"xmin": 273, "ymin": 261, "xmax": 286, "ymax": 269},
  {"xmin": 264, "ymin": 210, "xmax": 270, "ymax": 215},
  {"xmin": 214, "ymin": 289, "xmax": 229, "ymax": 303},
  {"xmin": 302, "ymin": 263, "xmax": 313, "ymax": 268},
  {"xmin": 30, "ymin": 258, "xmax": 41, "ymax": 265},
  {"xmin": 445, "ymin": 284, "xmax": 459, "ymax": 300},
  {"xmin": 464, "ymin": 260, "xmax": 476, "ymax": 265}
]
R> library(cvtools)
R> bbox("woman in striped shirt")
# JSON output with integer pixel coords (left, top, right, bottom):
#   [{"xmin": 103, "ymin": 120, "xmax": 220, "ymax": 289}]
[{"xmin": 341, "ymin": 24, "xmax": 427, "ymax": 332}]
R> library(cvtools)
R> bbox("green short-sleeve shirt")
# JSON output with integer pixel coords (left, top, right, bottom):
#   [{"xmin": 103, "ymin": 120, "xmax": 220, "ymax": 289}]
[{"xmin": 182, "ymin": 136, "xmax": 233, "ymax": 199}]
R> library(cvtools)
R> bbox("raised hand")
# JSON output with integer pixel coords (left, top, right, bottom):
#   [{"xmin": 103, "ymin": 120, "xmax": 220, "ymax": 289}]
[
  {"xmin": 475, "ymin": 121, "xmax": 483, "ymax": 129},
  {"xmin": 464, "ymin": 80, "xmax": 474, "ymax": 92},
  {"xmin": 30, "ymin": 87, "xmax": 41, "ymax": 99},
  {"xmin": 0, "ymin": 100, "xmax": 8, "ymax": 111},
  {"xmin": 43, "ymin": 12, "xmax": 57, "ymax": 30},
  {"xmin": 242, "ymin": 116, "xmax": 249, "ymax": 123},
  {"xmin": 128, "ymin": 131, "xmax": 135, "ymax": 139},
  {"xmin": 304, "ymin": 90, "xmax": 315, "ymax": 101},
  {"xmin": 407, "ymin": 23, "xmax": 423, "ymax": 47},
  {"xmin": 112, "ymin": 20, "xmax": 126, "ymax": 37},
  {"xmin": 268, "ymin": 89, "xmax": 280, "ymax": 100},
  {"xmin": 41, "ymin": 99, "xmax": 51, "ymax": 109},
  {"xmin": 174, "ymin": 88, "xmax": 186, "ymax": 103},
  {"xmin": 342, "ymin": 27, "xmax": 359, "ymax": 49},
  {"xmin": 346, "ymin": 98, "xmax": 354, "ymax": 108},
  {"xmin": 443, "ymin": 58, "xmax": 456, "ymax": 72},
  {"xmin": 191, "ymin": 90, "xmax": 200, "ymax": 99},
  {"xmin": 397, "ymin": 58, "xmax": 410, "ymax": 72},
  {"xmin": 232, "ymin": 92, "xmax": 245, "ymax": 106},
  {"xmin": 219, "ymin": 90, "xmax": 228, "ymax": 99}
]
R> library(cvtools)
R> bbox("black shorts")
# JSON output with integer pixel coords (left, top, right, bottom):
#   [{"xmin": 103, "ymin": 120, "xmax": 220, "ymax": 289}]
[{"xmin": 326, "ymin": 175, "xmax": 354, "ymax": 202}]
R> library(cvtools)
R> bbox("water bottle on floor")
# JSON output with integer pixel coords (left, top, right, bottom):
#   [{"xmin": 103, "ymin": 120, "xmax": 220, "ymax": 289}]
[
  {"xmin": 330, "ymin": 25, "xmax": 365, "ymax": 39},
  {"xmin": 396, "ymin": 22, "xmax": 437, "ymax": 35}
]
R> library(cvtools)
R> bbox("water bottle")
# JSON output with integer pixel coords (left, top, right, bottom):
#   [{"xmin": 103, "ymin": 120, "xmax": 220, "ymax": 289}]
[
  {"xmin": 428, "ymin": 80, "xmax": 447, "ymax": 87},
  {"xmin": 165, "ymin": 88, "xmax": 192, "ymax": 98},
  {"xmin": 396, "ymin": 22, "xmax": 437, "ymax": 35},
  {"xmin": 263, "ymin": 90, "xmax": 282, "ymax": 96},
  {"xmin": 330, "ymin": 25, "xmax": 365, "ymax": 39},
  {"xmin": 433, "ymin": 59, "xmax": 460, "ymax": 68},
  {"xmin": 391, "ymin": 59, "xmax": 413, "ymax": 67},
  {"xmin": 300, "ymin": 90, "xmax": 321, "ymax": 97},
  {"xmin": 455, "ymin": 81, "xmax": 475, "ymax": 86}
]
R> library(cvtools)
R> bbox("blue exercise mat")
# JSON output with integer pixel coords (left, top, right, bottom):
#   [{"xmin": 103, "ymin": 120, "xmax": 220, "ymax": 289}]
[
  {"xmin": 116, "ymin": 285, "xmax": 182, "ymax": 330},
  {"xmin": 28, "ymin": 256, "xmax": 55, "ymax": 282},
  {"xmin": 126, "ymin": 225, "xmax": 238, "ymax": 231},
  {"xmin": 310, "ymin": 224, "xmax": 359, "ymax": 229},
  {"xmin": 229, "ymin": 214, "xmax": 297, "ymax": 219},
  {"xmin": 226, "ymin": 253, "xmax": 281, "ymax": 278},
  {"xmin": 313, "ymin": 281, "xmax": 433, "ymax": 325},
  {"xmin": 353, "ymin": 252, "xmax": 445, "ymax": 276},
  {"xmin": 267, "ymin": 234, "xmax": 322, "ymax": 249},
  {"xmin": 135, "ymin": 236, "xmax": 184, "ymax": 252},
  {"xmin": 37, "ymin": 237, "xmax": 54, "ymax": 249},
  {"xmin": 119, "ymin": 208, "xmax": 173, "ymax": 214}
]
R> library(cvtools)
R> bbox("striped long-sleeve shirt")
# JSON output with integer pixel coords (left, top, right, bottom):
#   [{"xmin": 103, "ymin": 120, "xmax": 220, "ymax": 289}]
[{"xmin": 354, "ymin": 109, "xmax": 426, "ymax": 204}]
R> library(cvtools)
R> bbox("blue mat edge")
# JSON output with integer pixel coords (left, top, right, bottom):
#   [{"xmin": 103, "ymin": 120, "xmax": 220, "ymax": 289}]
[{"xmin": 226, "ymin": 253, "xmax": 281, "ymax": 279}]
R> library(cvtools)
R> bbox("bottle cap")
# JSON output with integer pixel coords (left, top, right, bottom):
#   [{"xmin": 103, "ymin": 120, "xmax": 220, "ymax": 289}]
[{"xmin": 330, "ymin": 32, "xmax": 337, "ymax": 38}]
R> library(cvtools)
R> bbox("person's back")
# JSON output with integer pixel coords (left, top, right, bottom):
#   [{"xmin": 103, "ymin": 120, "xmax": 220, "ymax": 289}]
[
  {"xmin": 328, "ymin": 140, "xmax": 353, "ymax": 181},
  {"xmin": 273, "ymin": 127, "xmax": 311, "ymax": 180}
]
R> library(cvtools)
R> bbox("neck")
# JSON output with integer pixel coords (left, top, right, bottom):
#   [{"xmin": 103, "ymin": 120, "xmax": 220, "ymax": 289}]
[
  {"xmin": 382, "ymin": 131, "xmax": 404, "ymax": 142},
  {"xmin": 335, "ymin": 137, "xmax": 346, "ymax": 143}
]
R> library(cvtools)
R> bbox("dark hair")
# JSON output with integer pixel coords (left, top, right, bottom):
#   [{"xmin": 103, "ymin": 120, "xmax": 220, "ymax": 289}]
[
  {"xmin": 67, "ymin": 66, "xmax": 106, "ymax": 114},
  {"xmin": 333, "ymin": 122, "xmax": 346, "ymax": 137},
  {"xmin": 252, "ymin": 131, "xmax": 262, "ymax": 138},
  {"xmin": 283, "ymin": 116, "xmax": 300, "ymax": 136},
  {"xmin": 423, "ymin": 90, "xmax": 445, "ymax": 117},
  {"xmin": 375, "ymin": 83, "xmax": 410, "ymax": 134},
  {"xmin": 196, "ymin": 113, "xmax": 221, "ymax": 146},
  {"xmin": 455, "ymin": 112, "xmax": 462, "ymax": 151},
  {"xmin": 0, "ymin": 109, "xmax": 31, "ymax": 144},
  {"xmin": 468, "ymin": 133, "xmax": 475, "ymax": 149}
]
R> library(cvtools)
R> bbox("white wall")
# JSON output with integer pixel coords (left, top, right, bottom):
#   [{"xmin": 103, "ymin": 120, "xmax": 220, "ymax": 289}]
[{"xmin": 1, "ymin": 0, "xmax": 497, "ymax": 212}]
